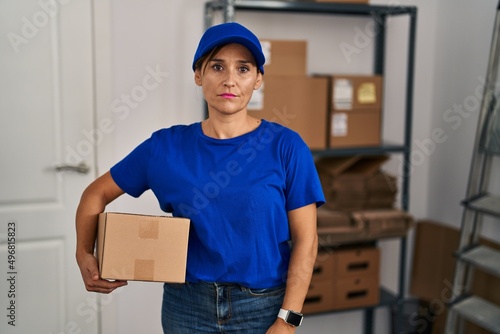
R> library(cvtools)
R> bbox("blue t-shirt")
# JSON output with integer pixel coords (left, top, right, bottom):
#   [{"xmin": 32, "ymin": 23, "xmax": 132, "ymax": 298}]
[{"xmin": 110, "ymin": 120, "xmax": 325, "ymax": 288}]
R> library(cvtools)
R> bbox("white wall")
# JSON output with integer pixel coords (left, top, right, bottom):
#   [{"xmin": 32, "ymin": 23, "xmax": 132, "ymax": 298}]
[{"xmin": 96, "ymin": 0, "xmax": 500, "ymax": 333}]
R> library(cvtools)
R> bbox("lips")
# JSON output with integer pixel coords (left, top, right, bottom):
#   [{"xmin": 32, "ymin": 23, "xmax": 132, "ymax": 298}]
[{"xmin": 219, "ymin": 93, "xmax": 237, "ymax": 98}]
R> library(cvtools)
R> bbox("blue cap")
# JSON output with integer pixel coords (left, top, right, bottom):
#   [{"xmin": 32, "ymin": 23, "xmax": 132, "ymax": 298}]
[{"xmin": 192, "ymin": 22, "xmax": 265, "ymax": 74}]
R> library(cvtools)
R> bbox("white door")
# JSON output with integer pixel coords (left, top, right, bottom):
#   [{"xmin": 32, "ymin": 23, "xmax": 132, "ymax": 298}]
[{"xmin": 0, "ymin": 1, "xmax": 98, "ymax": 333}]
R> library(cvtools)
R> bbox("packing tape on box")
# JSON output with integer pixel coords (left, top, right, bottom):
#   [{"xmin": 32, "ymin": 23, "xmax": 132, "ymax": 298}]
[
  {"xmin": 134, "ymin": 259, "xmax": 155, "ymax": 281},
  {"xmin": 138, "ymin": 220, "xmax": 159, "ymax": 239}
]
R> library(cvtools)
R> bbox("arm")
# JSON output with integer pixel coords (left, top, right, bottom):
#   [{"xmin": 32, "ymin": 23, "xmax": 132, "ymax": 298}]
[
  {"xmin": 267, "ymin": 203, "xmax": 319, "ymax": 333},
  {"xmin": 75, "ymin": 171, "xmax": 127, "ymax": 294}
]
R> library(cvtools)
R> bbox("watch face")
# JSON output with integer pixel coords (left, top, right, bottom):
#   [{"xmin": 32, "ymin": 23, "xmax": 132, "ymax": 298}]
[{"xmin": 286, "ymin": 311, "xmax": 303, "ymax": 327}]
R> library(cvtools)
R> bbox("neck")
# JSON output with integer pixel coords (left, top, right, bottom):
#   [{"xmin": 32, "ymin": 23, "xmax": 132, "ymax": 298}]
[{"xmin": 202, "ymin": 114, "xmax": 261, "ymax": 139}]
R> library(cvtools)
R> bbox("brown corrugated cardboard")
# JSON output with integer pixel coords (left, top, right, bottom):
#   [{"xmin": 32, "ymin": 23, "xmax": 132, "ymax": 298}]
[
  {"xmin": 317, "ymin": 208, "xmax": 366, "ymax": 245},
  {"xmin": 330, "ymin": 110, "xmax": 381, "ymax": 147},
  {"xmin": 97, "ymin": 212, "xmax": 190, "ymax": 283},
  {"xmin": 304, "ymin": 247, "xmax": 380, "ymax": 314},
  {"xmin": 409, "ymin": 221, "xmax": 459, "ymax": 303},
  {"xmin": 316, "ymin": 155, "xmax": 396, "ymax": 211},
  {"xmin": 331, "ymin": 246, "xmax": 380, "ymax": 310},
  {"xmin": 334, "ymin": 247, "xmax": 380, "ymax": 278},
  {"xmin": 303, "ymin": 251, "xmax": 336, "ymax": 314},
  {"xmin": 303, "ymin": 280, "xmax": 336, "ymax": 314},
  {"xmin": 332, "ymin": 275, "xmax": 380, "ymax": 310},
  {"xmin": 316, "ymin": 155, "xmax": 388, "ymax": 178},
  {"xmin": 315, "ymin": 155, "xmax": 361, "ymax": 176},
  {"xmin": 248, "ymin": 75, "xmax": 329, "ymax": 149},
  {"xmin": 324, "ymin": 75, "xmax": 383, "ymax": 148},
  {"xmin": 260, "ymin": 40, "xmax": 307, "ymax": 76},
  {"xmin": 331, "ymin": 75, "xmax": 383, "ymax": 111},
  {"xmin": 352, "ymin": 209, "xmax": 414, "ymax": 239}
]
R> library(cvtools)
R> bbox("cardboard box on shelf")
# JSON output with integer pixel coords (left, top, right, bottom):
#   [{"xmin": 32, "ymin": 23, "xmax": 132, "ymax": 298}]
[
  {"xmin": 332, "ymin": 275, "xmax": 380, "ymax": 310},
  {"xmin": 303, "ymin": 250, "xmax": 336, "ymax": 314},
  {"xmin": 326, "ymin": 75, "xmax": 383, "ymax": 148},
  {"xmin": 332, "ymin": 246, "xmax": 380, "ymax": 310},
  {"xmin": 330, "ymin": 110, "xmax": 381, "ymax": 147},
  {"xmin": 331, "ymin": 75, "xmax": 383, "ymax": 111},
  {"xmin": 304, "ymin": 246, "xmax": 380, "ymax": 314},
  {"xmin": 303, "ymin": 280, "xmax": 336, "ymax": 314},
  {"xmin": 334, "ymin": 247, "xmax": 380, "ymax": 278},
  {"xmin": 248, "ymin": 75, "xmax": 329, "ymax": 149},
  {"xmin": 97, "ymin": 212, "xmax": 190, "ymax": 283},
  {"xmin": 260, "ymin": 40, "xmax": 307, "ymax": 76}
]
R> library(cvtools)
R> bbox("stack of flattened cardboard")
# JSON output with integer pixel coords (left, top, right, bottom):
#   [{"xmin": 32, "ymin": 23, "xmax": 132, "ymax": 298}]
[
  {"xmin": 316, "ymin": 155, "xmax": 397, "ymax": 211},
  {"xmin": 315, "ymin": 155, "xmax": 413, "ymax": 245}
]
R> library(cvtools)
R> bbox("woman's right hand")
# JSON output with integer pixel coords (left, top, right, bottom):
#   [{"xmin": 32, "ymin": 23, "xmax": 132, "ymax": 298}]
[{"xmin": 77, "ymin": 252, "xmax": 128, "ymax": 294}]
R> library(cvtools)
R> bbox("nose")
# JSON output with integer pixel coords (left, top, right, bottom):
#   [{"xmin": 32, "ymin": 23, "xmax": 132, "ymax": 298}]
[{"xmin": 223, "ymin": 71, "xmax": 236, "ymax": 87}]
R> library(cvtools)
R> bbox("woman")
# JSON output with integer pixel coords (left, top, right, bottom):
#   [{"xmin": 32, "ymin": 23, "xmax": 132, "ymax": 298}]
[{"xmin": 76, "ymin": 22, "xmax": 325, "ymax": 333}]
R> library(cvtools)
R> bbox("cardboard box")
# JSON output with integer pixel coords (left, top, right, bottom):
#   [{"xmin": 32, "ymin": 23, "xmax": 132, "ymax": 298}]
[
  {"xmin": 303, "ymin": 280, "xmax": 336, "ymax": 314},
  {"xmin": 330, "ymin": 110, "xmax": 381, "ymax": 147},
  {"xmin": 260, "ymin": 40, "xmax": 307, "ymax": 76},
  {"xmin": 304, "ymin": 247, "xmax": 380, "ymax": 314},
  {"xmin": 311, "ymin": 251, "xmax": 336, "ymax": 282},
  {"xmin": 331, "ymin": 75, "xmax": 383, "ymax": 111},
  {"xmin": 332, "ymin": 275, "xmax": 380, "ymax": 310},
  {"xmin": 334, "ymin": 247, "xmax": 380, "ymax": 278},
  {"xmin": 326, "ymin": 75, "xmax": 383, "ymax": 148},
  {"xmin": 97, "ymin": 212, "xmax": 190, "ymax": 283},
  {"xmin": 248, "ymin": 75, "xmax": 329, "ymax": 149}
]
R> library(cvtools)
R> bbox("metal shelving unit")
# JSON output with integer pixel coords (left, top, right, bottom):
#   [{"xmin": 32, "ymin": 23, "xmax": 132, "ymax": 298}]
[
  {"xmin": 203, "ymin": 1, "xmax": 417, "ymax": 333},
  {"xmin": 445, "ymin": 2, "xmax": 500, "ymax": 332}
]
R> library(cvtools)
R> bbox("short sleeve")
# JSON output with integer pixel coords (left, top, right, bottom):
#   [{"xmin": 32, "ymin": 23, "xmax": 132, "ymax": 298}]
[
  {"xmin": 110, "ymin": 137, "xmax": 152, "ymax": 198},
  {"xmin": 283, "ymin": 134, "xmax": 325, "ymax": 211}
]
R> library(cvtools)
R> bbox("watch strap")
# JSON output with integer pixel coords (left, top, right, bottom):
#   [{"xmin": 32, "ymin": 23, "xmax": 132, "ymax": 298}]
[
  {"xmin": 277, "ymin": 308, "xmax": 288, "ymax": 322},
  {"xmin": 277, "ymin": 308, "xmax": 303, "ymax": 327}
]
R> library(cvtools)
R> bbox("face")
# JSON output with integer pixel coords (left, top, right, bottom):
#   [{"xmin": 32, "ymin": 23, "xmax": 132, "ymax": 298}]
[{"xmin": 194, "ymin": 43, "xmax": 263, "ymax": 117}]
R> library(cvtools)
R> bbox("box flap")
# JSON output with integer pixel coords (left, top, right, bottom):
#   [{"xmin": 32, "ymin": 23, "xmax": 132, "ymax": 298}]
[
  {"xmin": 342, "ymin": 155, "xmax": 389, "ymax": 176},
  {"xmin": 315, "ymin": 156, "xmax": 361, "ymax": 176}
]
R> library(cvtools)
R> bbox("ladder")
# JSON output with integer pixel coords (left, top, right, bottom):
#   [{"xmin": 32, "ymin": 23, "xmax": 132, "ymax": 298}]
[{"xmin": 445, "ymin": 1, "xmax": 500, "ymax": 333}]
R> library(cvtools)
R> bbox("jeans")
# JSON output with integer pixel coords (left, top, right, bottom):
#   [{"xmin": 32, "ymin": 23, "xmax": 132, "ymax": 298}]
[{"xmin": 161, "ymin": 282, "xmax": 285, "ymax": 334}]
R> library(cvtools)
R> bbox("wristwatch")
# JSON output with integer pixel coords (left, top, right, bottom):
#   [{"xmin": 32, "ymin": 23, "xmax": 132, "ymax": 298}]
[{"xmin": 277, "ymin": 308, "xmax": 303, "ymax": 327}]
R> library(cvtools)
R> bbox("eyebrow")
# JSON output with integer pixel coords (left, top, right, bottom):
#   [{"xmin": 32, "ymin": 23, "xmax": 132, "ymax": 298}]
[{"xmin": 209, "ymin": 58, "xmax": 253, "ymax": 65}]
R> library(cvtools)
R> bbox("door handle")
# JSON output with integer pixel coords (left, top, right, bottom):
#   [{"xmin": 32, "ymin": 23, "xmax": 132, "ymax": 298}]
[{"xmin": 53, "ymin": 162, "xmax": 90, "ymax": 174}]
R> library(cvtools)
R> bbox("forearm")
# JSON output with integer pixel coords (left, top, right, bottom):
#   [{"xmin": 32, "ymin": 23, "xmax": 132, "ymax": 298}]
[
  {"xmin": 75, "ymin": 186, "xmax": 107, "ymax": 261},
  {"xmin": 75, "ymin": 171, "xmax": 124, "ymax": 262},
  {"xmin": 281, "ymin": 234, "xmax": 318, "ymax": 312}
]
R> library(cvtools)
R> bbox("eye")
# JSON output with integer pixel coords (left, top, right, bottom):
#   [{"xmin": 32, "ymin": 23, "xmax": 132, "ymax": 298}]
[
  {"xmin": 211, "ymin": 64, "xmax": 223, "ymax": 71},
  {"xmin": 239, "ymin": 66, "xmax": 250, "ymax": 73}
]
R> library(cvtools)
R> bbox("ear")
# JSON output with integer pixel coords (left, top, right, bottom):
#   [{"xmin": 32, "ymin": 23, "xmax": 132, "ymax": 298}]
[
  {"xmin": 254, "ymin": 72, "xmax": 263, "ymax": 90},
  {"xmin": 194, "ymin": 69, "xmax": 202, "ymax": 87}
]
